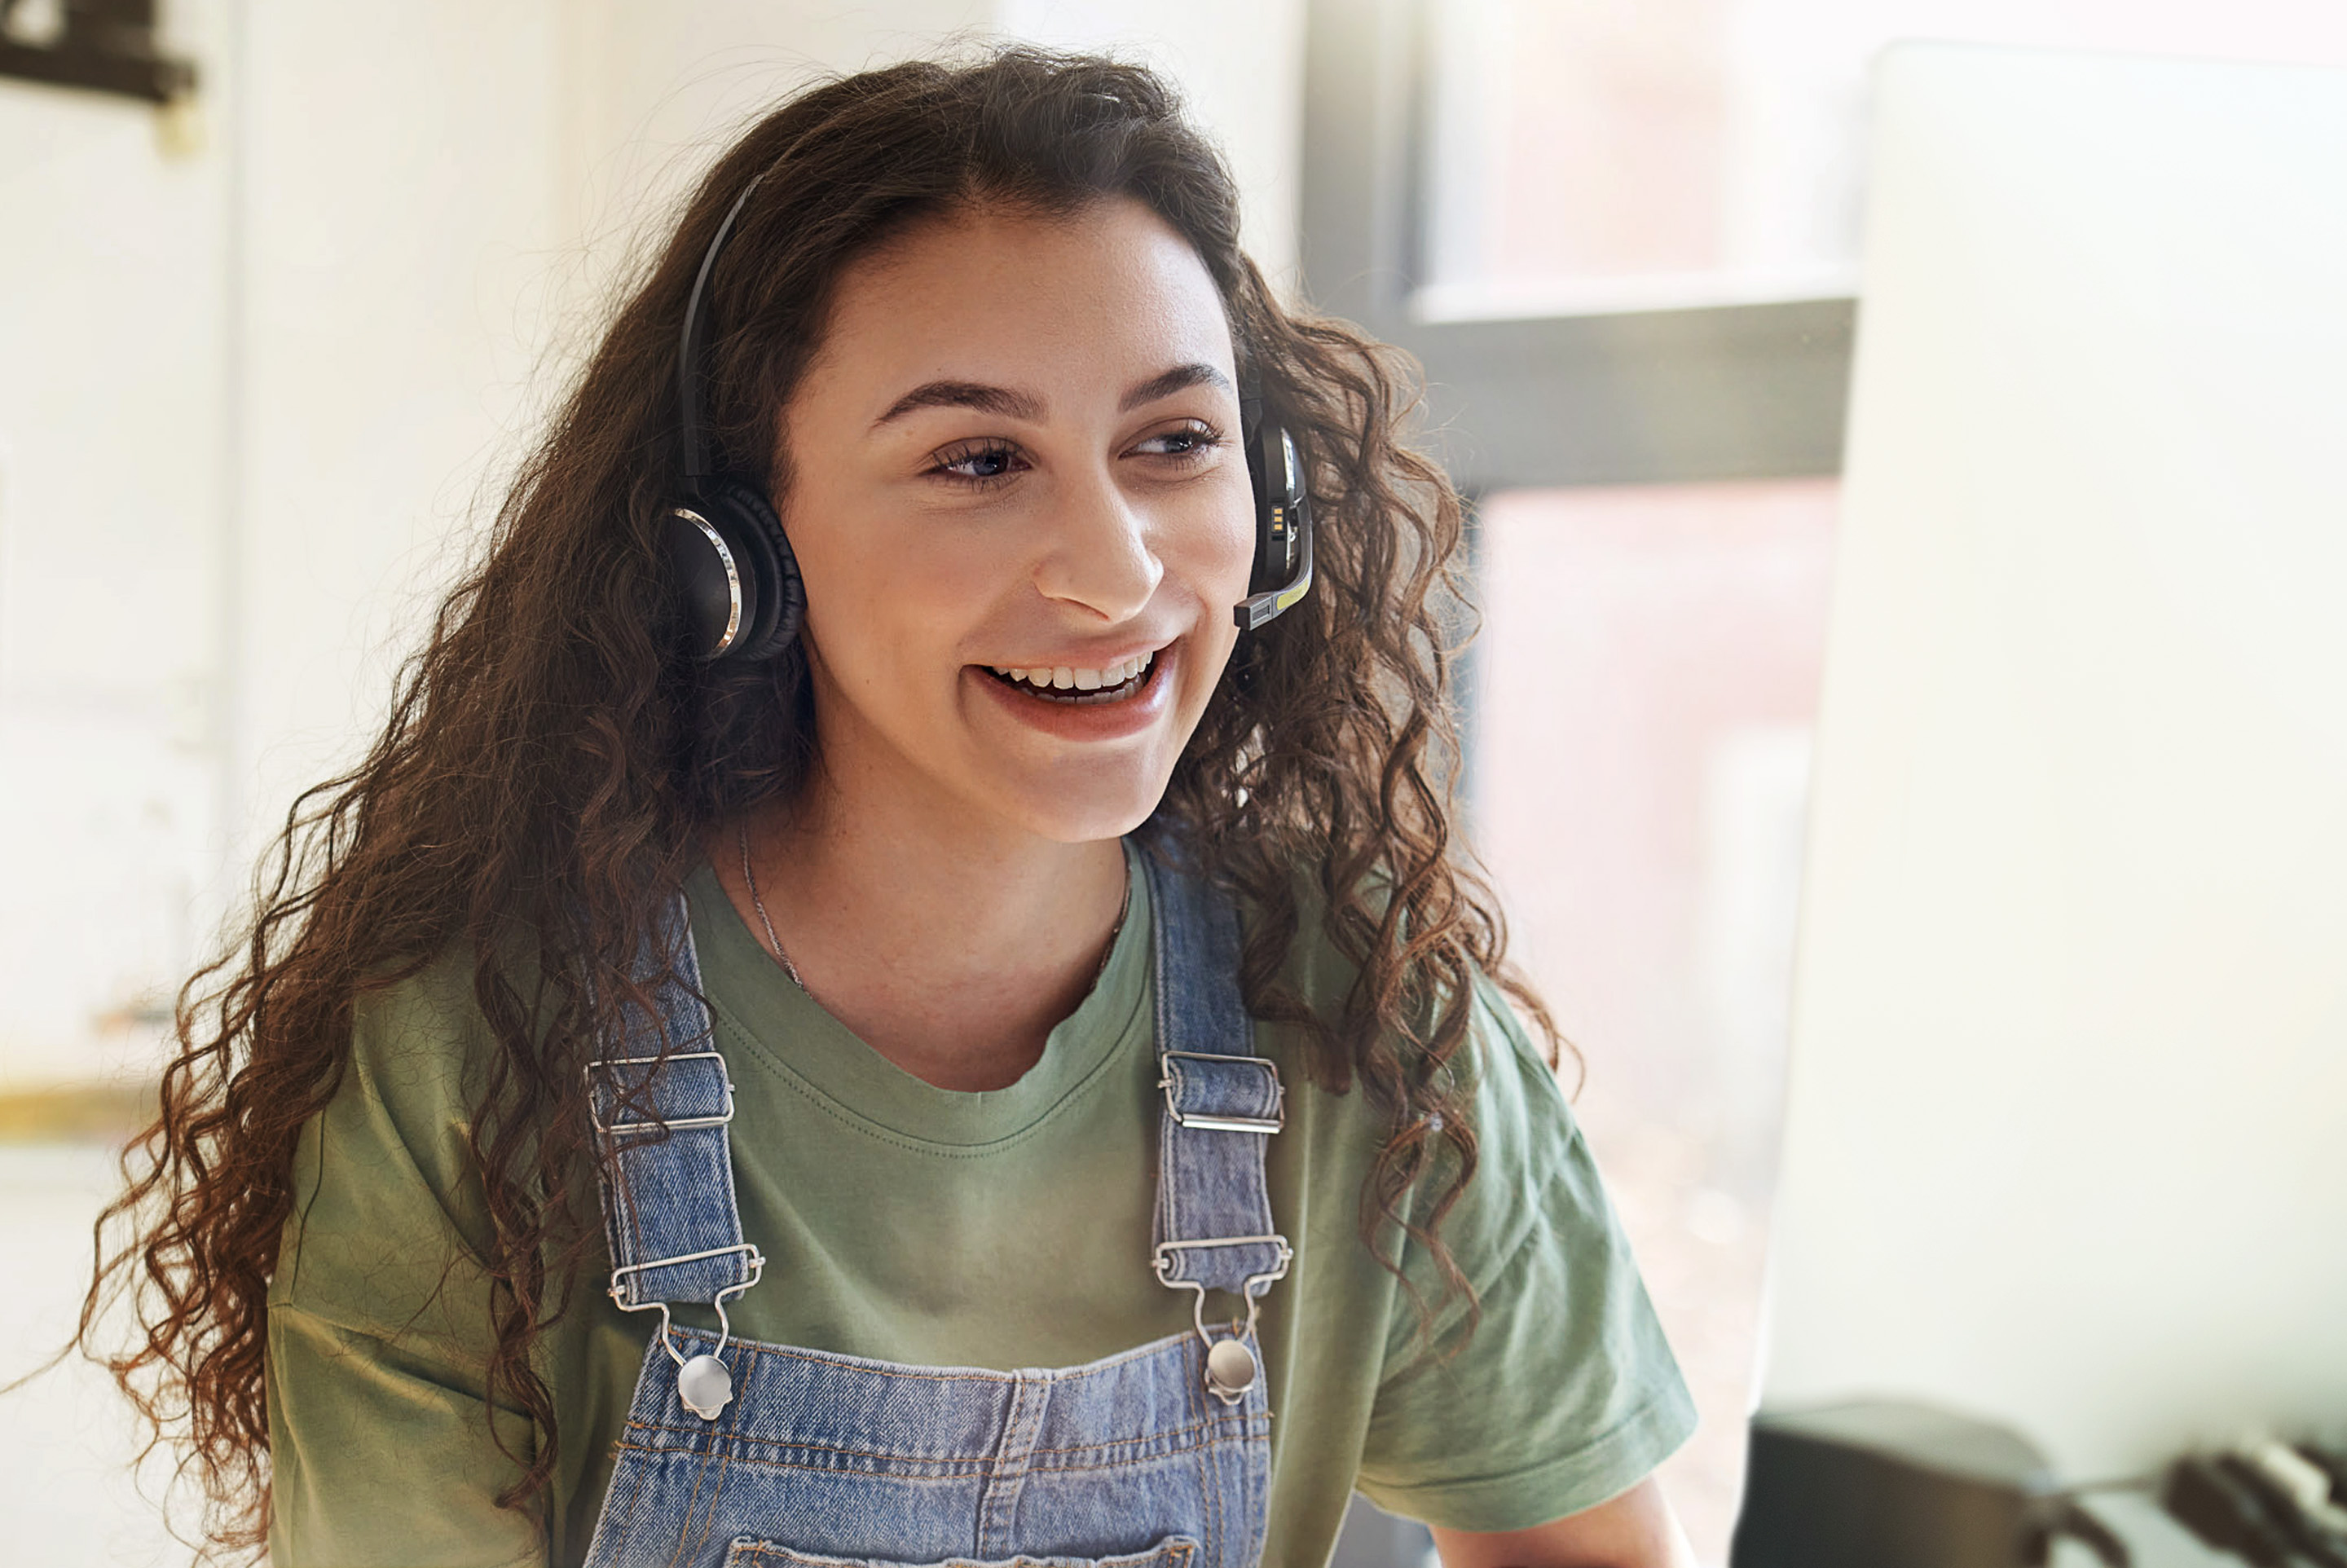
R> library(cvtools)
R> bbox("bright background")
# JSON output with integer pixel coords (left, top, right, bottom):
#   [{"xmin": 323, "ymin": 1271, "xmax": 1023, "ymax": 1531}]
[{"xmin": 9, "ymin": 2, "xmax": 2347, "ymax": 1564}]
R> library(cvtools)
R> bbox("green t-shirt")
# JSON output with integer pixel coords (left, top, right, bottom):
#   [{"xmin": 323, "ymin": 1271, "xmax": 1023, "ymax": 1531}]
[{"xmin": 266, "ymin": 847, "xmax": 1693, "ymax": 1566}]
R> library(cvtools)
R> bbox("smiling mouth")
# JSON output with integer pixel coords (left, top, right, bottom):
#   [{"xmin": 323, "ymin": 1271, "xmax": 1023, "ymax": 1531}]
[{"xmin": 982, "ymin": 651, "xmax": 1160, "ymax": 706}]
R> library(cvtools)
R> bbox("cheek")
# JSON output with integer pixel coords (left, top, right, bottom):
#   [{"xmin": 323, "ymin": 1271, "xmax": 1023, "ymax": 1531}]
[
  {"xmin": 791, "ymin": 510, "xmax": 1002, "ymax": 680},
  {"xmin": 1218, "ymin": 504, "xmax": 1258, "ymax": 592},
  {"xmin": 782, "ymin": 496, "xmax": 921, "ymax": 688},
  {"xmin": 1175, "ymin": 476, "xmax": 1262, "ymax": 601}
]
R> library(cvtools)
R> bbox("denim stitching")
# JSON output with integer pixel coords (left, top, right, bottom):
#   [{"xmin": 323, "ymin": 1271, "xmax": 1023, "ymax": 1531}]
[
  {"xmin": 988, "ymin": 1442, "xmax": 1269, "ymax": 1482},
  {"xmin": 619, "ymin": 1423, "xmax": 999, "ymax": 1472},
  {"xmin": 605, "ymin": 1438, "xmax": 654, "ymax": 1557},
  {"xmin": 611, "ymin": 1440, "xmax": 993, "ymax": 1485},
  {"xmin": 617, "ymin": 1419, "xmax": 1269, "ymax": 1478},
  {"xmin": 1198, "ymin": 1433, "xmax": 1218, "ymax": 1564},
  {"xmin": 621, "ymin": 1403, "xmax": 1266, "ymax": 1468},
  {"xmin": 1023, "ymin": 1412, "xmax": 1267, "ymax": 1463},
  {"xmin": 667, "ymin": 1432, "xmax": 722, "ymax": 1568},
  {"xmin": 730, "ymin": 1548, "xmax": 1196, "ymax": 1568},
  {"xmin": 683, "ymin": 1443, "xmax": 733, "ymax": 1568},
  {"xmin": 623, "ymin": 1436, "xmax": 1267, "ymax": 1490},
  {"xmin": 680, "ymin": 1366, "xmax": 751, "ymax": 1568},
  {"xmin": 660, "ymin": 1328, "xmax": 1199, "ymax": 1387}
]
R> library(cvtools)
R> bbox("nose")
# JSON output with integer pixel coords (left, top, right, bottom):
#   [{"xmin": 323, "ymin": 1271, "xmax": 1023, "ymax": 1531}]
[{"xmin": 1032, "ymin": 463, "xmax": 1165, "ymax": 623}]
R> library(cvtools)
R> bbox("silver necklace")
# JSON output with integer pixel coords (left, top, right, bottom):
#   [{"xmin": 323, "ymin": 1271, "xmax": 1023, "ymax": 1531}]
[
  {"xmin": 739, "ymin": 820, "xmax": 808, "ymax": 993},
  {"xmin": 736, "ymin": 820, "xmax": 1131, "ymax": 998}
]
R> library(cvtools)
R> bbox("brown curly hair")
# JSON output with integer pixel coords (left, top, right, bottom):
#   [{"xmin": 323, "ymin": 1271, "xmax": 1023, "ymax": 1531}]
[{"xmin": 71, "ymin": 45, "xmax": 1559, "ymax": 1557}]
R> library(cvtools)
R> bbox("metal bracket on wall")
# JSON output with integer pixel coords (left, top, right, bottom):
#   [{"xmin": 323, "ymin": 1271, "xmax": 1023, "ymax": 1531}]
[{"xmin": 0, "ymin": 0, "xmax": 195, "ymax": 106}]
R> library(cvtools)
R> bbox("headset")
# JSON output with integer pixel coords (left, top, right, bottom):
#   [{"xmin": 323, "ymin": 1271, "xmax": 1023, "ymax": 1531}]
[{"xmin": 663, "ymin": 172, "xmax": 1315, "ymax": 663}]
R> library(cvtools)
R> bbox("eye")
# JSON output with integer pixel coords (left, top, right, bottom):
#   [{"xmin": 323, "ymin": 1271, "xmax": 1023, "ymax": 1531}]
[
  {"xmin": 930, "ymin": 441, "xmax": 1028, "ymax": 486},
  {"xmin": 1130, "ymin": 421, "xmax": 1224, "ymax": 461}
]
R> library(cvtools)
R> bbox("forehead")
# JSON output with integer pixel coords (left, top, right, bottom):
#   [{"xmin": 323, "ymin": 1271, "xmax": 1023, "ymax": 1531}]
[{"xmin": 805, "ymin": 198, "xmax": 1235, "ymax": 409}]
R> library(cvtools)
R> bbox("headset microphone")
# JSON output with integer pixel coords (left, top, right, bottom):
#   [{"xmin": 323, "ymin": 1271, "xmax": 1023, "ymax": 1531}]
[
  {"xmin": 1233, "ymin": 407, "xmax": 1314, "ymax": 632},
  {"xmin": 664, "ymin": 178, "xmax": 1314, "ymax": 661}
]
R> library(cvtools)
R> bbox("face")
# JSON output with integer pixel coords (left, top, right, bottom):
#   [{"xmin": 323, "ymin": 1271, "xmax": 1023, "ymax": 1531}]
[{"xmin": 777, "ymin": 198, "xmax": 1256, "ymax": 843}]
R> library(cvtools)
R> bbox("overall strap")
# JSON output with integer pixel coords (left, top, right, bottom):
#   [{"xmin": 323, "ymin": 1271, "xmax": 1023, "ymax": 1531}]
[
  {"xmin": 1144, "ymin": 850, "xmax": 1292, "ymax": 1390},
  {"xmin": 586, "ymin": 894, "xmax": 763, "ymax": 1313}
]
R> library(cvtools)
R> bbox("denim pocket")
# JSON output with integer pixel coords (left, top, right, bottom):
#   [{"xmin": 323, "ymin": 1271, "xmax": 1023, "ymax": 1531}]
[{"xmin": 722, "ymin": 1537, "xmax": 1200, "ymax": 1568}]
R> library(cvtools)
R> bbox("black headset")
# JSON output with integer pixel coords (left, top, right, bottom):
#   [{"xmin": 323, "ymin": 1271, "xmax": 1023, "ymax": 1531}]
[{"xmin": 663, "ymin": 173, "xmax": 1315, "ymax": 663}]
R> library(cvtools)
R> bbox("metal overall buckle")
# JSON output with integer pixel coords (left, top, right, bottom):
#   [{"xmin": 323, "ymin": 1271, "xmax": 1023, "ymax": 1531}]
[
  {"xmin": 1153, "ymin": 1233, "xmax": 1294, "ymax": 1406},
  {"xmin": 1158, "ymin": 1050, "xmax": 1287, "ymax": 1134},
  {"xmin": 606, "ymin": 1243, "xmax": 766, "ymax": 1420},
  {"xmin": 588, "ymin": 1051, "xmax": 761, "ymax": 1420},
  {"xmin": 585, "ymin": 1050, "xmax": 738, "ymax": 1134}
]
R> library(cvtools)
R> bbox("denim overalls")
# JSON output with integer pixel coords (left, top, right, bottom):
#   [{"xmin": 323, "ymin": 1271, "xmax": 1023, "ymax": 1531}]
[{"xmin": 579, "ymin": 852, "xmax": 1290, "ymax": 1568}]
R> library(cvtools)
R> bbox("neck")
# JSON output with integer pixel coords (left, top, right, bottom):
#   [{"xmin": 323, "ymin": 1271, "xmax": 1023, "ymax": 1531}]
[{"xmin": 715, "ymin": 769, "xmax": 1132, "ymax": 1092}]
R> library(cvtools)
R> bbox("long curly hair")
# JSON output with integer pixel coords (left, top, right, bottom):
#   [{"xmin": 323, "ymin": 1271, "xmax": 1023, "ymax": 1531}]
[{"xmin": 73, "ymin": 45, "xmax": 1559, "ymax": 1557}]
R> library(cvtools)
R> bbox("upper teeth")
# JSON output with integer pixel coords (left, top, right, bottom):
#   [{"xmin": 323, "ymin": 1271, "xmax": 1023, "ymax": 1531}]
[{"xmin": 990, "ymin": 653, "xmax": 1153, "ymax": 691}]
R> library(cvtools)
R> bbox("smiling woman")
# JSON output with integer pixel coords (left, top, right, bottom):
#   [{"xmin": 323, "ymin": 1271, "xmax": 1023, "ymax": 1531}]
[
  {"xmin": 69, "ymin": 46, "xmax": 1696, "ymax": 1568},
  {"xmin": 777, "ymin": 203, "xmax": 1250, "ymax": 849}
]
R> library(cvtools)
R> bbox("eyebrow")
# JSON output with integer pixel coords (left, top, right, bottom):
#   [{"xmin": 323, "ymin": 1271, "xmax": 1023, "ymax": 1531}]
[
  {"xmin": 870, "ymin": 363, "xmax": 1234, "ymax": 429},
  {"xmin": 1119, "ymin": 362, "xmax": 1233, "ymax": 412},
  {"xmin": 873, "ymin": 380, "xmax": 1045, "ymax": 428}
]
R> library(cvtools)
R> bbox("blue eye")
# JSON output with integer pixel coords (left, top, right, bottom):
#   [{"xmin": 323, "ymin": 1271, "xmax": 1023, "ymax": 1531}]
[
  {"xmin": 933, "ymin": 443, "xmax": 1026, "ymax": 484},
  {"xmin": 1135, "ymin": 422, "xmax": 1222, "ymax": 459}
]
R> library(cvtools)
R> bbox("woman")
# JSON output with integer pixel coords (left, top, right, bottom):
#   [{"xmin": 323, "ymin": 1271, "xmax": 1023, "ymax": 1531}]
[{"xmin": 85, "ymin": 47, "xmax": 1696, "ymax": 1568}]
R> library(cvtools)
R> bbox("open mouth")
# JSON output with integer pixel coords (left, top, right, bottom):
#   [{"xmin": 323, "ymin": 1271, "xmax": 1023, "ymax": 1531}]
[{"xmin": 982, "ymin": 650, "xmax": 1159, "ymax": 707}]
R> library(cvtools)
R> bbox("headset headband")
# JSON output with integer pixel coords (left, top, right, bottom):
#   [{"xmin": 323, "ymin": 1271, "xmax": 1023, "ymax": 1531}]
[{"xmin": 678, "ymin": 169, "xmax": 779, "ymax": 481}]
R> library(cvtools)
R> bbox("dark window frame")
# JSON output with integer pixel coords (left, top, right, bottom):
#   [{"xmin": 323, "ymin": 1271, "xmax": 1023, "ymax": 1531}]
[{"xmin": 1297, "ymin": 0, "xmax": 1857, "ymax": 491}]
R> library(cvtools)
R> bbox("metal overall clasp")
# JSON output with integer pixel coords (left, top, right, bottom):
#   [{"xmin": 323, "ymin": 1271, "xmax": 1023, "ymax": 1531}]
[
  {"xmin": 606, "ymin": 1244, "xmax": 766, "ymax": 1420},
  {"xmin": 588, "ymin": 1049, "xmax": 764, "ymax": 1421},
  {"xmin": 1153, "ymin": 1234, "xmax": 1294, "ymax": 1406}
]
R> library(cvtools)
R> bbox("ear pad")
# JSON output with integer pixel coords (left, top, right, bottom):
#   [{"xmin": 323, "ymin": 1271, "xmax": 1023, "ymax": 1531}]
[
  {"xmin": 698, "ymin": 477, "xmax": 801, "ymax": 661},
  {"xmin": 667, "ymin": 477, "xmax": 803, "ymax": 662}
]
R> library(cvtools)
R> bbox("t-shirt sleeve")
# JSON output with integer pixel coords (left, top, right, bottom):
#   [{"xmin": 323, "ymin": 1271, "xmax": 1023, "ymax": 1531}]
[
  {"xmin": 1353, "ymin": 976, "xmax": 1698, "ymax": 1532},
  {"xmin": 266, "ymin": 961, "xmax": 548, "ymax": 1567}
]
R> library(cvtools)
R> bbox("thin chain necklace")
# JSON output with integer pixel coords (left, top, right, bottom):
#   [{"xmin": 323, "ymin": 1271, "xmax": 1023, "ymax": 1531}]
[
  {"xmin": 738, "ymin": 819, "xmax": 808, "ymax": 992},
  {"xmin": 735, "ymin": 820, "xmax": 1132, "ymax": 1002}
]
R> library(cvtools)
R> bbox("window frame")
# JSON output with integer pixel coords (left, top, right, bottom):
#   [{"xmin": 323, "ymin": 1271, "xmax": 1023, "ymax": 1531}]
[{"xmin": 1297, "ymin": 0, "xmax": 1858, "ymax": 491}]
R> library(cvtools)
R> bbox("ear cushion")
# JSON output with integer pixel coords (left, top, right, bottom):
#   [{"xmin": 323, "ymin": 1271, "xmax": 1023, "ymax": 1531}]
[{"xmin": 694, "ymin": 476, "xmax": 803, "ymax": 662}]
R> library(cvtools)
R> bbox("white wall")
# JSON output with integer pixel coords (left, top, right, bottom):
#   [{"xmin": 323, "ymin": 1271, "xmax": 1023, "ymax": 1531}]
[
  {"xmin": 0, "ymin": 0, "xmax": 231, "ymax": 1084},
  {"xmin": 552, "ymin": 0, "xmax": 996, "ymax": 327},
  {"xmin": 0, "ymin": 0, "xmax": 1306, "ymax": 1089},
  {"xmin": 230, "ymin": 0, "xmax": 569, "ymax": 886},
  {"xmin": 1001, "ymin": 0, "xmax": 1307, "ymax": 284}
]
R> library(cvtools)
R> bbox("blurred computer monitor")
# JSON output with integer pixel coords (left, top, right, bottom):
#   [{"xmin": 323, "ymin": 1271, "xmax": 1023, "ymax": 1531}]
[{"xmin": 1761, "ymin": 41, "xmax": 2347, "ymax": 1478}]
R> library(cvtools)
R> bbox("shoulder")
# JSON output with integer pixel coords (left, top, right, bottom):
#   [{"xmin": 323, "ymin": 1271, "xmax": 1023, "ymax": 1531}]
[
  {"xmin": 1350, "ymin": 976, "xmax": 1699, "ymax": 1528},
  {"xmin": 337, "ymin": 941, "xmax": 512, "ymax": 1173},
  {"xmin": 1257, "ymin": 856, "xmax": 1590, "ymax": 1261},
  {"xmin": 1253, "ymin": 861, "xmax": 1695, "ymax": 1514},
  {"xmin": 1253, "ymin": 852, "xmax": 1558, "ymax": 1120},
  {"xmin": 273, "ymin": 943, "xmax": 504, "ymax": 1323}
]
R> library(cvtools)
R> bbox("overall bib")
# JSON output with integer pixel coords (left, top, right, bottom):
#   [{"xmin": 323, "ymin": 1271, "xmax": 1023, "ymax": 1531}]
[{"xmin": 579, "ymin": 854, "xmax": 1291, "ymax": 1568}]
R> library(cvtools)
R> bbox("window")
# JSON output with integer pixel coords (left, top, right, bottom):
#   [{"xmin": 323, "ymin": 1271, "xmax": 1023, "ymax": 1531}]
[
  {"xmin": 1419, "ymin": 0, "xmax": 2347, "ymax": 321},
  {"xmin": 1301, "ymin": 1, "xmax": 2347, "ymax": 1556},
  {"xmin": 1473, "ymin": 479, "xmax": 1833, "ymax": 1557},
  {"xmin": 1302, "ymin": 9, "xmax": 1848, "ymax": 1552}
]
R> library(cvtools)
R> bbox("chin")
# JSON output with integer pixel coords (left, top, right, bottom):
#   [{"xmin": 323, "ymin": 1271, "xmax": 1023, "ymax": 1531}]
[
  {"xmin": 948, "ymin": 657, "xmax": 1216, "ymax": 844},
  {"xmin": 1001, "ymin": 776, "xmax": 1171, "ymax": 846}
]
